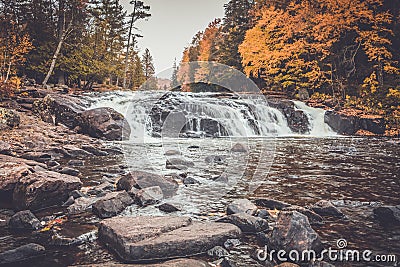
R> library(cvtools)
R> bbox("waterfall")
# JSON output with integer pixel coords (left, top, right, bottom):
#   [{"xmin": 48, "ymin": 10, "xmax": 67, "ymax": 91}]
[{"xmin": 87, "ymin": 91, "xmax": 336, "ymax": 139}]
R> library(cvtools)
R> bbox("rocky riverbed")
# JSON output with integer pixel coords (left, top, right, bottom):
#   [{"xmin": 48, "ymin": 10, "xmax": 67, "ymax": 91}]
[{"xmin": 0, "ymin": 88, "xmax": 399, "ymax": 267}]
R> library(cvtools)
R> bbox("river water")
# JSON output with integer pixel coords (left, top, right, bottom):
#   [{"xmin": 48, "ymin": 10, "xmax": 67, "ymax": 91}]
[{"xmin": 1, "ymin": 91, "xmax": 399, "ymax": 266}]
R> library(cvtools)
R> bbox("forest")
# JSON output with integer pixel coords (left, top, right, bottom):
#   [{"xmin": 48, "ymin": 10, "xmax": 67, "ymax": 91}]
[
  {"xmin": 179, "ymin": 0, "xmax": 399, "ymax": 132},
  {"xmin": 0, "ymin": 0, "xmax": 156, "ymax": 91}
]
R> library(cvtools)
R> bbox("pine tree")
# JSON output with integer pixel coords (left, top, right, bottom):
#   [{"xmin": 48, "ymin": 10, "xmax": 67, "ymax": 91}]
[
  {"xmin": 171, "ymin": 58, "xmax": 179, "ymax": 89},
  {"xmin": 141, "ymin": 48, "xmax": 156, "ymax": 90}
]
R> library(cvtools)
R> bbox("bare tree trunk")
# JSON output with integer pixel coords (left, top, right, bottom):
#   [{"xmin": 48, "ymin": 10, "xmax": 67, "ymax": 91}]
[
  {"xmin": 123, "ymin": 0, "xmax": 137, "ymax": 89},
  {"xmin": 4, "ymin": 58, "xmax": 13, "ymax": 82}
]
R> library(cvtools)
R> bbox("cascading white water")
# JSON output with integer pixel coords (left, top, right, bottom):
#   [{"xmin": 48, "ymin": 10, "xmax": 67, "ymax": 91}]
[{"xmin": 87, "ymin": 91, "xmax": 336, "ymax": 138}]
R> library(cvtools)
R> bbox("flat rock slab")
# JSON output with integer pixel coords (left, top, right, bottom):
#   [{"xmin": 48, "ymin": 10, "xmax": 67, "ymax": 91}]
[{"xmin": 98, "ymin": 216, "xmax": 241, "ymax": 262}]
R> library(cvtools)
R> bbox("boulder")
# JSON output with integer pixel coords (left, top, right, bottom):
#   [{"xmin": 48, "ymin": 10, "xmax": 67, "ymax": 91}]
[
  {"xmin": 269, "ymin": 211, "xmax": 322, "ymax": 257},
  {"xmin": 92, "ymin": 191, "xmax": 134, "ymax": 218},
  {"xmin": 0, "ymin": 243, "xmax": 45, "ymax": 265},
  {"xmin": 219, "ymin": 212, "xmax": 268, "ymax": 233},
  {"xmin": 0, "ymin": 140, "xmax": 12, "ymax": 155},
  {"xmin": 207, "ymin": 246, "xmax": 229, "ymax": 259},
  {"xmin": 310, "ymin": 200, "xmax": 345, "ymax": 218},
  {"xmin": 0, "ymin": 108, "xmax": 20, "ymax": 128},
  {"xmin": 183, "ymin": 177, "xmax": 201, "ymax": 185},
  {"xmin": 135, "ymin": 186, "xmax": 164, "ymax": 206},
  {"xmin": 268, "ymin": 100, "xmax": 310, "ymax": 134},
  {"xmin": 254, "ymin": 198, "xmax": 291, "ymax": 210},
  {"xmin": 117, "ymin": 171, "xmax": 178, "ymax": 198},
  {"xmin": 98, "ymin": 216, "xmax": 241, "ymax": 262},
  {"xmin": 373, "ymin": 205, "xmax": 400, "ymax": 226},
  {"xmin": 13, "ymin": 170, "xmax": 82, "ymax": 210},
  {"xmin": 8, "ymin": 210, "xmax": 42, "ymax": 230},
  {"xmin": 33, "ymin": 94, "xmax": 85, "ymax": 128},
  {"xmin": 324, "ymin": 111, "xmax": 385, "ymax": 135},
  {"xmin": 227, "ymin": 199, "xmax": 258, "ymax": 215},
  {"xmin": 87, "ymin": 182, "xmax": 114, "ymax": 196},
  {"xmin": 0, "ymin": 160, "xmax": 31, "ymax": 201},
  {"xmin": 78, "ymin": 107, "xmax": 131, "ymax": 141}
]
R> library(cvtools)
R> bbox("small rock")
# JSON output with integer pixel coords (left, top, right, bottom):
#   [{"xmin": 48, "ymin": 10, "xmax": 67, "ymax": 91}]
[
  {"xmin": 67, "ymin": 197, "xmax": 97, "ymax": 215},
  {"xmin": 69, "ymin": 190, "xmax": 85, "ymax": 199},
  {"xmin": 87, "ymin": 182, "xmax": 114, "ymax": 196},
  {"xmin": 207, "ymin": 246, "xmax": 229, "ymax": 259},
  {"xmin": 227, "ymin": 199, "xmax": 258, "ymax": 215},
  {"xmin": 135, "ymin": 186, "xmax": 164, "ymax": 206},
  {"xmin": 20, "ymin": 152, "xmax": 52, "ymax": 163},
  {"xmin": 157, "ymin": 203, "xmax": 181, "ymax": 213},
  {"xmin": 256, "ymin": 209, "xmax": 270, "ymax": 220},
  {"xmin": 310, "ymin": 200, "xmax": 345, "ymax": 218},
  {"xmin": 0, "ymin": 141, "xmax": 12, "ymax": 155},
  {"xmin": 254, "ymin": 198, "xmax": 291, "ymax": 210},
  {"xmin": 0, "ymin": 243, "xmax": 45, "ymax": 265},
  {"xmin": 183, "ymin": 177, "xmax": 201, "ymax": 185},
  {"xmin": 92, "ymin": 191, "xmax": 134, "ymax": 218},
  {"xmin": 219, "ymin": 213, "xmax": 268, "ymax": 233},
  {"xmin": 373, "ymin": 205, "xmax": 400, "ymax": 226},
  {"xmin": 224, "ymin": 239, "xmax": 241, "ymax": 249},
  {"xmin": 116, "ymin": 171, "xmax": 178, "ymax": 198},
  {"xmin": 8, "ymin": 210, "xmax": 42, "ymax": 230},
  {"xmin": 231, "ymin": 143, "xmax": 247, "ymax": 153},
  {"xmin": 59, "ymin": 167, "xmax": 80, "ymax": 176},
  {"xmin": 213, "ymin": 174, "xmax": 229, "ymax": 183}
]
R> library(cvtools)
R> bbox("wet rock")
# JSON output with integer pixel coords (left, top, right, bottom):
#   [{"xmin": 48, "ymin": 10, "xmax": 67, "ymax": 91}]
[
  {"xmin": 310, "ymin": 200, "xmax": 345, "ymax": 218},
  {"xmin": 166, "ymin": 158, "xmax": 195, "ymax": 170},
  {"xmin": 98, "ymin": 216, "xmax": 241, "ymax": 262},
  {"xmin": 231, "ymin": 143, "xmax": 248, "ymax": 153},
  {"xmin": 207, "ymin": 246, "xmax": 229, "ymax": 259},
  {"xmin": 0, "ymin": 108, "xmax": 20, "ymax": 128},
  {"xmin": 283, "ymin": 206, "xmax": 324, "ymax": 225},
  {"xmin": 157, "ymin": 203, "xmax": 181, "ymax": 213},
  {"xmin": 373, "ymin": 205, "xmax": 400, "ymax": 226},
  {"xmin": 13, "ymin": 170, "xmax": 82, "ymax": 210},
  {"xmin": 8, "ymin": 210, "xmax": 42, "ymax": 230},
  {"xmin": 269, "ymin": 211, "xmax": 322, "ymax": 257},
  {"xmin": 268, "ymin": 100, "xmax": 309, "ymax": 134},
  {"xmin": 59, "ymin": 167, "xmax": 80, "ymax": 176},
  {"xmin": 254, "ymin": 198, "xmax": 291, "ymax": 210},
  {"xmin": 117, "ymin": 171, "xmax": 178, "ymax": 198},
  {"xmin": 135, "ymin": 186, "xmax": 163, "ymax": 206},
  {"xmin": 92, "ymin": 191, "xmax": 134, "ymax": 218},
  {"xmin": 81, "ymin": 145, "xmax": 109, "ymax": 156},
  {"xmin": 256, "ymin": 209, "xmax": 270, "ymax": 220},
  {"xmin": 183, "ymin": 176, "xmax": 201, "ymax": 185},
  {"xmin": 219, "ymin": 213, "xmax": 268, "ymax": 233},
  {"xmin": 87, "ymin": 182, "xmax": 114, "ymax": 196},
  {"xmin": 227, "ymin": 199, "xmax": 258, "ymax": 215},
  {"xmin": 78, "ymin": 107, "xmax": 131, "ymax": 141},
  {"xmin": 0, "ymin": 243, "xmax": 45, "ymax": 265},
  {"xmin": 67, "ymin": 197, "xmax": 98, "ymax": 215},
  {"xmin": 69, "ymin": 190, "xmax": 85, "ymax": 199},
  {"xmin": 224, "ymin": 238, "xmax": 241, "ymax": 249}
]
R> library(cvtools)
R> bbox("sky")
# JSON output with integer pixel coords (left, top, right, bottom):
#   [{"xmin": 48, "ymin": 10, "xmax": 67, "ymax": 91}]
[{"xmin": 121, "ymin": 0, "xmax": 228, "ymax": 78}]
